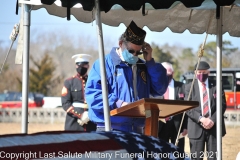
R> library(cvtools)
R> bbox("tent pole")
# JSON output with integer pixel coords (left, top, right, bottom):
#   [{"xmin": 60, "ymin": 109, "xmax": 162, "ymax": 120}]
[
  {"xmin": 94, "ymin": 0, "xmax": 111, "ymax": 131},
  {"xmin": 21, "ymin": 3, "xmax": 31, "ymax": 134},
  {"xmin": 216, "ymin": 6, "xmax": 223, "ymax": 160}
]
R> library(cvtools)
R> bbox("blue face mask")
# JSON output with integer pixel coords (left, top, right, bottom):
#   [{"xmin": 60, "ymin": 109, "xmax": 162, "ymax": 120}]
[{"xmin": 121, "ymin": 49, "xmax": 138, "ymax": 65}]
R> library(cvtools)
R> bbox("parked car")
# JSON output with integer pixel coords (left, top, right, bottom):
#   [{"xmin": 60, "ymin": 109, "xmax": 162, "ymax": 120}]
[
  {"xmin": 0, "ymin": 91, "xmax": 44, "ymax": 108},
  {"xmin": 0, "ymin": 93, "xmax": 6, "ymax": 102},
  {"xmin": 42, "ymin": 97, "xmax": 62, "ymax": 108}
]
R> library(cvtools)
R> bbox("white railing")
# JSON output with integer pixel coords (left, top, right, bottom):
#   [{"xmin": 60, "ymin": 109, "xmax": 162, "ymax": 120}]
[
  {"xmin": 224, "ymin": 110, "xmax": 240, "ymax": 126},
  {"xmin": 0, "ymin": 108, "xmax": 240, "ymax": 126},
  {"xmin": 0, "ymin": 108, "xmax": 66, "ymax": 123}
]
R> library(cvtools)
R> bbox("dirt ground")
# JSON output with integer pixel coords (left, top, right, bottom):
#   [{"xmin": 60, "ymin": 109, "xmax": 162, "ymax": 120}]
[{"xmin": 0, "ymin": 123, "xmax": 239, "ymax": 160}]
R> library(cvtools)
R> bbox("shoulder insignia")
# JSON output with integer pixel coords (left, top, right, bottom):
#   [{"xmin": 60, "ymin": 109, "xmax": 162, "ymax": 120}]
[
  {"xmin": 141, "ymin": 71, "xmax": 147, "ymax": 83},
  {"xmin": 61, "ymin": 86, "xmax": 68, "ymax": 96}
]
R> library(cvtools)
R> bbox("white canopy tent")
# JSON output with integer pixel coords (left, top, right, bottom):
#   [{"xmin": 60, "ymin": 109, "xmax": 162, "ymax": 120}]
[{"xmin": 19, "ymin": 0, "xmax": 240, "ymax": 35}]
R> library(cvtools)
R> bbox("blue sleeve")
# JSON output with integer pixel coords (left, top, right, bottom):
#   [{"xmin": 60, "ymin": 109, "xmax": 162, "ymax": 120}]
[
  {"xmin": 85, "ymin": 59, "xmax": 120, "ymax": 114},
  {"xmin": 145, "ymin": 58, "xmax": 168, "ymax": 96}
]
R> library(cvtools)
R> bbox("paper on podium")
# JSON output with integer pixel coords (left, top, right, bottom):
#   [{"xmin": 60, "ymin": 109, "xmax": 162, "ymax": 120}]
[{"xmin": 159, "ymin": 118, "xmax": 166, "ymax": 123}]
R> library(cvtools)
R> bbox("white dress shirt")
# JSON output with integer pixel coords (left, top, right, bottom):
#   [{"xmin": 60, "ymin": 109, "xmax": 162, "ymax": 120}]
[{"xmin": 167, "ymin": 79, "xmax": 175, "ymax": 100}]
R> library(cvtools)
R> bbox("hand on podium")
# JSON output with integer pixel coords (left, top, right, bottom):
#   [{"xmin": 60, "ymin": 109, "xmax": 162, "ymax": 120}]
[{"xmin": 121, "ymin": 102, "xmax": 128, "ymax": 107}]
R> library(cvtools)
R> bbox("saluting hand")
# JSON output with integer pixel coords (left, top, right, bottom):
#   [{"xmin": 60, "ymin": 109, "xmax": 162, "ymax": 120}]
[{"xmin": 142, "ymin": 42, "xmax": 152, "ymax": 61}]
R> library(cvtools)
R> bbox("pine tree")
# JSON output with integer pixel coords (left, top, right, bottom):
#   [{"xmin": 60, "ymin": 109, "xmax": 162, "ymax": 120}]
[
  {"xmin": 149, "ymin": 43, "xmax": 181, "ymax": 80},
  {"xmin": 179, "ymin": 48, "xmax": 196, "ymax": 72},
  {"xmin": 28, "ymin": 53, "xmax": 57, "ymax": 96},
  {"xmin": 151, "ymin": 43, "xmax": 174, "ymax": 64},
  {"xmin": 201, "ymin": 41, "xmax": 238, "ymax": 68}
]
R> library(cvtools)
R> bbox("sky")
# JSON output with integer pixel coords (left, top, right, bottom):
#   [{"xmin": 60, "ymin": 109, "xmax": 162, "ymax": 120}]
[{"xmin": 0, "ymin": 1, "xmax": 239, "ymax": 53}]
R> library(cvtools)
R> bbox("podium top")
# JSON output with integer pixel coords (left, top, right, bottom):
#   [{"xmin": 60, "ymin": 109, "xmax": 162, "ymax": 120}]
[{"xmin": 110, "ymin": 98, "xmax": 199, "ymax": 118}]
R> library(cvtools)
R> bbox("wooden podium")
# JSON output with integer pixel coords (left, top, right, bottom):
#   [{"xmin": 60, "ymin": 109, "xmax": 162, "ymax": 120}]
[{"xmin": 110, "ymin": 98, "xmax": 199, "ymax": 137}]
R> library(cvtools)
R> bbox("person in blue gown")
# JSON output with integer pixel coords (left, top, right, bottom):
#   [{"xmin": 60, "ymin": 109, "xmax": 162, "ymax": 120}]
[{"xmin": 85, "ymin": 21, "xmax": 168, "ymax": 133}]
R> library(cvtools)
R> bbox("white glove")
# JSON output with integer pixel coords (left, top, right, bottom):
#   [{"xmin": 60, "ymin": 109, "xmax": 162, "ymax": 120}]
[
  {"xmin": 77, "ymin": 119, "xmax": 84, "ymax": 126},
  {"xmin": 81, "ymin": 111, "xmax": 90, "ymax": 125}
]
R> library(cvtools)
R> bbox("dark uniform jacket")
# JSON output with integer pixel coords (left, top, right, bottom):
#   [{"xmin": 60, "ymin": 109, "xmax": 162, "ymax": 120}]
[
  {"xmin": 61, "ymin": 74, "xmax": 96, "ymax": 131},
  {"xmin": 158, "ymin": 80, "xmax": 187, "ymax": 150},
  {"xmin": 159, "ymin": 80, "xmax": 187, "ymax": 131},
  {"xmin": 185, "ymin": 79, "xmax": 226, "ymax": 139}
]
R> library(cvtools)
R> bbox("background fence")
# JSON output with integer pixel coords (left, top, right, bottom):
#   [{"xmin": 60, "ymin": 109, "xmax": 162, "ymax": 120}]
[
  {"xmin": 0, "ymin": 108, "xmax": 240, "ymax": 126},
  {"xmin": 0, "ymin": 108, "xmax": 66, "ymax": 123}
]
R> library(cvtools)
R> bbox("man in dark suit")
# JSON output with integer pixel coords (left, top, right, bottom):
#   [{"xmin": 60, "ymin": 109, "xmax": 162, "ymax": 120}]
[
  {"xmin": 185, "ymin": 61, "xmax": 226, "ymax": 160},
  {"xmin": 158, "ymin": 62, "xmax": 188, "ymax": 151}
]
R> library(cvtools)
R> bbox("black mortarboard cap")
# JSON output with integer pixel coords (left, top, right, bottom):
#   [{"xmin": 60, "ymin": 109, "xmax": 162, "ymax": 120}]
[
  {"xmin": 195, "ymin": 61, "xmax": 210, "ymax": 70},
  {"xmin": 124, "ymin": 20, "xmax": 146, "ymax": 45}
]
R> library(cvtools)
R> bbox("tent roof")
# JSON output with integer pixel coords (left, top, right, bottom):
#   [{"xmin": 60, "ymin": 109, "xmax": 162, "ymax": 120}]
[
  {"xmin": 40, "ymin": 0, "xmax": 239, "ymax": 12},
  {"xmin": 19, "ymin": 0, "xmax": 240, "ymax": 37}
]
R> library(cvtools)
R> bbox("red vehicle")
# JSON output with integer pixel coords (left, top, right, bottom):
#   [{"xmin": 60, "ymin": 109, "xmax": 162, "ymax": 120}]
[
  {"xmin": 0, "ymin": 91, "xmax": 44, "ymax": 108},
  {"xmin": 180, "ymin": 68, "xmax": 240, "ymax": 110}
]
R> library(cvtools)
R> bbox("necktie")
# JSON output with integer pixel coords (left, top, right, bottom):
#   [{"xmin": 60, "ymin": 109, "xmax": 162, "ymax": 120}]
[
  {"xmin": 164, "ymin": 87, "xmax": 170, "ymax": 121},
  {"xmin": 202, "ymin": 83, "xmax": 210, "ymax": 117},
  {"xmin": 132, "ymin": 65, "xmax": 138, "ymax": 100}
]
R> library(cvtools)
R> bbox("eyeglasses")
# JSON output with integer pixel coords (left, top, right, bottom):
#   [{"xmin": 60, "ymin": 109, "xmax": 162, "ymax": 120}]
[
  {"xmin": 124, "ymin": 43, "xmax": 143, "ymax": 55},
  {"xmin": 127, "ymin": 49, "xmax": 143, "ymax": 55}
]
